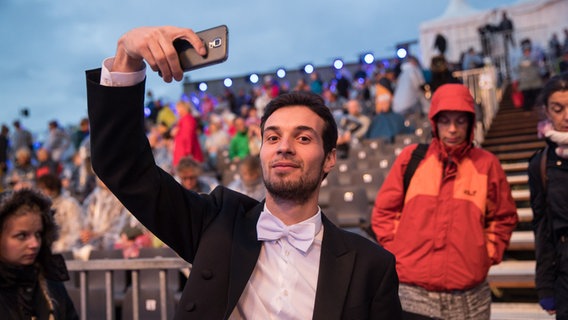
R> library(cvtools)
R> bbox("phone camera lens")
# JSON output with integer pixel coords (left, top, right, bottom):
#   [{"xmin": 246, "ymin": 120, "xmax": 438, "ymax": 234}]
[{"xmin": 209, "ymin": 38, "xmax": 222, "ymax": 48}]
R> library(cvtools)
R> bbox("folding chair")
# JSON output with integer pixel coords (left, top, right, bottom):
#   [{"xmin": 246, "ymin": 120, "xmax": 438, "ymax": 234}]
[
  {"xmin": 349, "ymin": 168, "xmax": 386, "ymax": 204},
  {"xmin": 319, "ymin": 171, "xmax": 339, "ymax": 208},
  {"xmin": 328, "ymin": 186, "xmax": 370, "ymax": 227}
]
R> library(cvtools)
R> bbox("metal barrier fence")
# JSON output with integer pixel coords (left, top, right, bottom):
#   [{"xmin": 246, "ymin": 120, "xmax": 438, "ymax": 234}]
[
  {"xmin": 65, "ymin": 258, "xmax": 191, "ymax": 320},
  {"xmin": 66, "ymin": 253, "xmax": 535, "ymax": 320}
]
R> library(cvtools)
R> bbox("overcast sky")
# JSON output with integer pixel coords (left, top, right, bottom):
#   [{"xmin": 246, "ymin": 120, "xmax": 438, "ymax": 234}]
[{"xmin": 0, "ymin": 0, "xmax": 516, "ymax": 136}]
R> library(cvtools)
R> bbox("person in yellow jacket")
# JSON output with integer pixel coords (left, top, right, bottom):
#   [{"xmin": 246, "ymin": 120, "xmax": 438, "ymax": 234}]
[{"xmin": 373, "ymin": 70, "xmax": 395, "ymax": 114}]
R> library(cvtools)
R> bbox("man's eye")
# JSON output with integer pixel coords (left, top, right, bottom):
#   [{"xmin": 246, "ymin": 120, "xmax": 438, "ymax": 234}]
[
  {"xmin": 298, "ymin": 136, "xmax": 311, "ymax": 142},
  {"xmin": 456, "ymin": 117, "xmax": 468, "ymax": 125}
]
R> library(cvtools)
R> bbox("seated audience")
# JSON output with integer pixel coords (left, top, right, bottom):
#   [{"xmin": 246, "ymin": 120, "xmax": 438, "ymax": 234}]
[
  {"xmin": 228, "ymin": 116, "xmax": 250, "ymax": 161},
  {"xmin": 35, "ymin": 147, "xmax": 62, "ymax": 178},
  {"xmin": 175, "ymin": 156, "xmax": 218, "ymax": 194},
  {"xmin": 74, "ymin": 178, "xmax": 130, "ymax": 259},
  {"xmin": 113, "ymin": 218, "xmax": 154, "ymax": 259},
  {"xmin": 4, "ymin": 147, "xmax": 35, "ymax": 191},
  {"xmin": 36, "ymin": 173, "xmax": 82, "ymax": 253},
  {"xmin": 227, "ymin": 155, "xmax": 266, "ymax": 201}
]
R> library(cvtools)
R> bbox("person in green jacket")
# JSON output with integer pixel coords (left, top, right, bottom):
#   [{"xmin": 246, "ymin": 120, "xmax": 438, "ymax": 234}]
[{"xmin": 229, "ymin": 116, "xmax": 250, "ymax": 160}]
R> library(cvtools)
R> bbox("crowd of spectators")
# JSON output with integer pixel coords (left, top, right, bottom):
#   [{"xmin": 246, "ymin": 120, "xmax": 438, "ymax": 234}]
[
  {"xmin": 0, "ymin": 57, "xmax": 421, "ymax": 261},
  {"xmin": 0, "ymin": 23, "xmax": 566, "ymax": 264}
]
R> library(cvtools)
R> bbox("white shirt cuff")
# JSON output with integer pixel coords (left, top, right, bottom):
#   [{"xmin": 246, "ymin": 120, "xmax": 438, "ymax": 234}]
[{"xmin": 100, "ymin": 57, "xmax": 146, "ymax": 87}]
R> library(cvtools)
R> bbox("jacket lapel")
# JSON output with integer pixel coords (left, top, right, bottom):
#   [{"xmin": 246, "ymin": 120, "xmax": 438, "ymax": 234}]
[
  {"xmin": 224, "ymin": 203, "xmax": 263, "ymax": 317},
  {"xmin": 312, "ymin": 215, "xmax": 356, "ymax": 320}
]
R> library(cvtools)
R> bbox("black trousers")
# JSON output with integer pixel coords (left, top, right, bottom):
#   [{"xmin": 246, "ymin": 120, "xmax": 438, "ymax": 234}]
[
  {"xmin": 521, "ymin": 88, "xmax": 541, "ymax": 111},
  {"xmin": 556, "ymin": 240, "xmax": 568, "ymax": 319}
]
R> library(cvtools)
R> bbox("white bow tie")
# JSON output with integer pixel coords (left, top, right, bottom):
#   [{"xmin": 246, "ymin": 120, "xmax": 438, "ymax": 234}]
[{"xmin": 256, "ymin": 211, "xmax": 316, "ymax": 253}]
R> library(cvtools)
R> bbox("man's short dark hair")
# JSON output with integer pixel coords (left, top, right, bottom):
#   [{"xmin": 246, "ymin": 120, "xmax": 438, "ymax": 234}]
[
  {"xmin": 260, "ymin": 91, "xmax": 338, "ymax": 156},
  {"xmin": 36, "ymin": 173, "xmax": 63, "ymax": 196},
  {"xmin": 176, "ymin": 156, "xmax": 202, "ymax": 173}
]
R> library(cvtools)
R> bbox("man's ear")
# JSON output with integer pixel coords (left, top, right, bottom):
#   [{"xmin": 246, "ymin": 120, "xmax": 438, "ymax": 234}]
[{"xmin": 323, "ymin": 148, "xmax": 336, "ymax": 174}]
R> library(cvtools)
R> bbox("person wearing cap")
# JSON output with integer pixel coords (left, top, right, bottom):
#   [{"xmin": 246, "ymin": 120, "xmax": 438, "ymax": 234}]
[{"xmin": 371, "ymin": 83, "xmax": 518, "ymax": 319}]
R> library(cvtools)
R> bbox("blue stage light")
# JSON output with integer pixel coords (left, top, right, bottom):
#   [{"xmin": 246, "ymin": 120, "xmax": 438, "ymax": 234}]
[
  {"xmin": 333, "ymin": 59, "xmax": 344, "ymax": 70},
  {"xmin": 249, "ymin": 73, "xmax": 260, "ymax": 84},
  {"xmin": 276, "ymin": 68, "xmax": 286, "ymax": 78},
  {"xmin": 303, "ymin": 64, "xmax": 314, "ymax": 74},
  {"xmin": 396, "ymin": 48, "xmax": 408, "ymax": 59},
  {"xmin": 363, "ymin": 53, "xmax": 375, "ymax": 64}
]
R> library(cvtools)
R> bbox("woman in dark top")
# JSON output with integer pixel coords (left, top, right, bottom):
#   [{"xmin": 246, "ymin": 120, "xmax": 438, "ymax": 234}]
[
  {"xmin": 0, "ymin": 189, "xmax": 78, "ymax": 319},
  {"xmin": 528, "ymin": 72, "xmax": 568, "ymax": 318}
]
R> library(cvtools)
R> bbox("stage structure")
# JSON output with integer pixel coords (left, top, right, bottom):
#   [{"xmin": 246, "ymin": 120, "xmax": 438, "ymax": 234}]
[{"xmin": 419, "ymin": 0, "xmax": 568, "ymax": 78}]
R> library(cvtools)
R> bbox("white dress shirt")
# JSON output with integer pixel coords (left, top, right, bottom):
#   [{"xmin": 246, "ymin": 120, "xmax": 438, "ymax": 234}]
[
  {"xmin": 100, "ymin": 58, "xmax": 146, "ymax": 87},
  {"xmin": 230, "ymin": 206, "xmax": 323, "ymax": 320}
]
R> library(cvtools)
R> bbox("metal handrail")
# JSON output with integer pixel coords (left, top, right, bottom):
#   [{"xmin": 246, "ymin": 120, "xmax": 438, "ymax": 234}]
[
  {"xmin": 66, "ymin": 258, "xmax": 191, "ymax": 320},
  {"xmin": 452, "ymin": 65, "xmax": 499, "ymax": 145}
]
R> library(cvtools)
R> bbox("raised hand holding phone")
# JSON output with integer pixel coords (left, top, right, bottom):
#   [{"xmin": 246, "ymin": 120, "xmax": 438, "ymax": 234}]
[
  {"xmin": 174, "ymin": 25, "xmax": 229, "ymax": 71},
  {"xmin": 112, "ymin": 26, "xmax": 208, "ymax": 82}
]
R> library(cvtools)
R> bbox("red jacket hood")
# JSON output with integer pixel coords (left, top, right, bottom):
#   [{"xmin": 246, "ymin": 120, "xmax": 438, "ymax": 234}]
[{"xmin": 428, "ymin": 83, "xmax": 476, "ymax": 144}]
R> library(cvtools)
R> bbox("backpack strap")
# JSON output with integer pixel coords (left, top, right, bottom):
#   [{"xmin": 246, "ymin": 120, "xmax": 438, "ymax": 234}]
[
  {"xmin": 403, "ymin": 143, "xmax": 429, "ymax": 195},
  {"xmin": 535, "ymin": 145, "xmax": 557, "ymax": 245},
  {"xmin": 361, "ymin": 143, "xmax": 428, "ymax": 241}
]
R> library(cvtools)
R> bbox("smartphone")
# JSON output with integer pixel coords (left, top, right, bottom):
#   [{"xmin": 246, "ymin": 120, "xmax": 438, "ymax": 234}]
[{"xmin": 174, "ymin": 25, "xmax": 229, "ymax": 71}]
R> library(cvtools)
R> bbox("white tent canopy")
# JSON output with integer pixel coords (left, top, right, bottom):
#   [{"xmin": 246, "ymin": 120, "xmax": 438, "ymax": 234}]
[
  {"xmin": 437, "ymin": 0, "xmax": 480, "ymax": 20},
  {"xmin": 419, "ymin": 0, "xmax": 568, "ymax": 69}
]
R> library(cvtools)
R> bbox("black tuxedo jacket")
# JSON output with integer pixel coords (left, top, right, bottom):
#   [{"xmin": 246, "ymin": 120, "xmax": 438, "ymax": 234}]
[{"xmin": 86, "ymin": 69, "xmax": 402, "ymax": 319}]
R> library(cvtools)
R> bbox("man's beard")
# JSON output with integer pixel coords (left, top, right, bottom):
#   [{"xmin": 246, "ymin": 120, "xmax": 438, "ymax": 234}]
[{"xmin": 264, "ymin": 170, "xmax": 322, "ymax": 204}]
